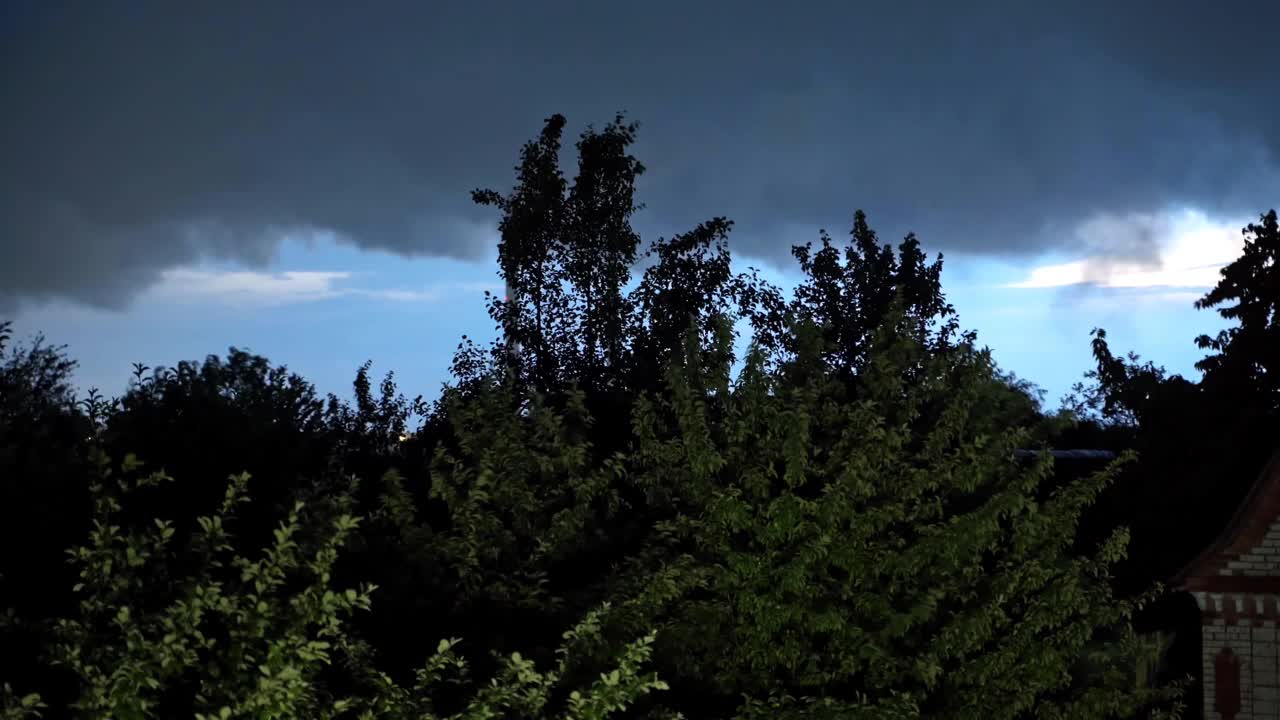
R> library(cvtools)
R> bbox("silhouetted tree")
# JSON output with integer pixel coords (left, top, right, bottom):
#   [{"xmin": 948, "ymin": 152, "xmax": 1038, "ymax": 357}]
[
  {"xmin": 0, "ymin": 322, "xmax": 96, "ymax": 707},
  {"xmin": 564, "ymin": 114, "xmax": 646, "ymax": 392},
  {"xmin": 472, "ymin": 114, "xmax": 573, "ymax": 394},
  {"xmin": 1061, "ymin": 209, "xmax": 1280, "ymax": 585},
  {"xmin": 1195, "ymin": 209, "xmax": 1280, "ymax": 409},
  {"xmin": 630, "ymin": 218, "xmax": 738, "ymax": 395},
  {"xmin": 101, "ymin": 351, "xmax": 336, "ymax": 548},
  {"xmin": 789, "ymin": 211, "xmax": 959, "ymax": 391}
]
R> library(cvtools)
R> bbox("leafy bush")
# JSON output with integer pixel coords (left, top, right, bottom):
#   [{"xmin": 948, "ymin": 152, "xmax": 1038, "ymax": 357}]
[
  {"xmin": 2, "ymin": 449, "xmax": 667, "ymax": 719},
  {"xmin": 571, "ymin": 313, "xmax": 1184, "ymax": 718}
]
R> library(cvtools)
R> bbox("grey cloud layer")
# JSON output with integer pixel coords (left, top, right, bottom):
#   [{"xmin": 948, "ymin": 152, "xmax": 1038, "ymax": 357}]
[{"xmin": 4, "ymin": 0, "xmax": 1278, "ymax": 309}]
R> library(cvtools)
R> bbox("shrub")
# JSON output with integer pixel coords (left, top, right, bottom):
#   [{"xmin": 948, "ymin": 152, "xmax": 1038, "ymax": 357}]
[{"xmin": 2, "ymin": 449, "xmax": 667, "ymax": 719}]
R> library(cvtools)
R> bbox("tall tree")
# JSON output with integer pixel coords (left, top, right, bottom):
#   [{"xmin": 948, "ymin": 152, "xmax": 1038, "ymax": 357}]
[
  {"xmin": 471, "ymin": 114, "xmax": 650, "ymax": 400},
  {"xmin": 1194, "ymin": 209, "xmax": 1280, "ymax": 409},
  {"xmin": 473, "ymin": 115, "xmax": 572, "ymax": 393},
  {"xmin": 564, "ymin": 115, "xmax": 646, "ymax": 391}
]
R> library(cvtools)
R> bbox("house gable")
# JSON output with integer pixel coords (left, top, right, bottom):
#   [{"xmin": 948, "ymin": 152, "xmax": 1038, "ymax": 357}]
[
  {"xmin": 1177, "ymin": 452, "xmax": 1280, "ymax": 598},
  {"xmin": 1174, "ymin": 451, "xmax": 1280, "ymax": 720}
]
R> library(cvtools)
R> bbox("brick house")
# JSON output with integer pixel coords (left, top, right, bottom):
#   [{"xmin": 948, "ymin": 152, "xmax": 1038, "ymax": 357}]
[{"xmin": 1174, "ymin": 451, "xmax": 1280, "ymax": 720}]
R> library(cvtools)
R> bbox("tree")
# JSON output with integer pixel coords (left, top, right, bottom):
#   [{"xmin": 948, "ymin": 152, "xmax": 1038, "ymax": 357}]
[
  {"xmin": 375, "ymin": 115, "xmax": 1188, "ymax": 717},
  {"xmin": 4, "ymin": 111, "xmax": 1195, "ymax": 719},
  {"xmin": 592, "ymin": 308, "xmax": 1185, "ymax": 719},
  {"xmin": 471, "ymin": 114, "xmax": 649, "ymax": 398},
  {"xmin": 1195, "ymin": 209, "xmax": 1280, "ymax": 408},
  {"xmin": 472, "ymin": 114, "xmax": 572, "ymax": 394},
  {"xmin": 99, "ymin": 350, "xmax": 342, "ymax": 557},
  {"xmin": 1067, "ymin": 211, "xmax": 1280, "ymax": 433},
  {"xmin": 788, "ymin": 212, "xmax": 959, "ymax": 391},
  {"xmin": 0, "ymin": 322, "xmax": 97, "ymax": 708},
  {"xmin": 630, "ymin": 218, "xmax": 738, "ymax": 395},
  {"xmin": 1059, "ymin": 212, "xmax": 1280, "ymax": 590},
  {"xmin": 1062, "ymin": 328, "xmax": 1193, "ymax": 430},
  {"xmin": 341, "ymin": 371, "xmax": 645, "ymax": 697},
  {"xmin": 468, "ymin": 114, "xmax": 779, "ymax": 407},
  {"xmin": 563, "ymin": 115, "xmax": 646, "ymax": 391}
]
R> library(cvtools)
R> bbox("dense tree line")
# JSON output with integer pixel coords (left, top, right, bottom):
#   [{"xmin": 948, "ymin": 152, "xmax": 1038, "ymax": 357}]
[{"xmin": 2, "ymin": 112, "xmax": 1274, "ymax": 718}]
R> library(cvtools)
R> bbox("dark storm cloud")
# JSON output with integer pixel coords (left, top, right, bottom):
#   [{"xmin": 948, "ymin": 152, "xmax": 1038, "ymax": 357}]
[{"xmin": 4, "ymin": 0, "xmax": 1279, "ymax": 310}]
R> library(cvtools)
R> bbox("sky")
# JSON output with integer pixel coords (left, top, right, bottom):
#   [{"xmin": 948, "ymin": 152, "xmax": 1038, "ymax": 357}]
[{"xmin": 3, "ymin": 1, "xmax": 1277, "ymax": 411}]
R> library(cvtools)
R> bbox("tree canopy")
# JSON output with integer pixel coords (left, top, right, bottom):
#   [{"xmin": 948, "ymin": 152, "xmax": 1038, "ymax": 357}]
[{"xmin": 14, "ymin": 113, "xmax": 1272, "ymax": 719}]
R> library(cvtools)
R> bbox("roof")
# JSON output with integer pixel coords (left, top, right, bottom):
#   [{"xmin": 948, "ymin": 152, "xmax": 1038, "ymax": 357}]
[{"xmin": 1172, "ymin": 450, "xmax": 1280, "ymax": 590}]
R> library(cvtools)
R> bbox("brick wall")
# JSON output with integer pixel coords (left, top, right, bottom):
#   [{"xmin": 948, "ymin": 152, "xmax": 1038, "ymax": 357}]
[
  {"xmin": 1201, "ymin": 619, "xmax": 1279, "ymax": 719},
  {"xmin": 1197, "ymin": 518, "xmax": 1280, "ymax": 719},
  {"xmin": 1231, "ymin": 523, "xmax": 1280, "ymax": 576}
]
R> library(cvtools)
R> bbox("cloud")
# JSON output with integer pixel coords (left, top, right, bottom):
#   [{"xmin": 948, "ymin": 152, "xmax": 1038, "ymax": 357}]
[
  {"xmin": 3, "ymin": 0, "xmax": 1279, "ymax": 310},
  {"xmin": 148, "ymin": 269, "xmax": 350, "ymax": 306},
  {"xmin": 1006, "ymin": 209, "xmax": 1245, "ymax": 292},
  {"xmin": 352, "ymin": 281, "xmax": 501, "ymax": 304},
  {"xmin": 1059, "ymin": 288, "xmax": 1209, "ymax": 317},
  {"xmin": 145, "ymin": 268, "xmax": 498, "ymax": 308}
]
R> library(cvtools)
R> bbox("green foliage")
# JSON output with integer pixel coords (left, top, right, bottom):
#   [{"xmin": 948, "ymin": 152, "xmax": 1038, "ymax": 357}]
[
  {"xmin": 602, "ymin": 310, "xmax": 1185, "ymax": 718},
  {"xmin": 3, "ymin": 449, "xmax": 666, "ymax": 719},
  {"xmin": 391, "ymin": 375, "xmax": 624, "ymax": 612},
  {"xmin": 4, "ymin": 114, "xmax": 1216, "ymax": 720},
  {"xmin": 45, "ymin": 449, "xmax": 374, "ymax": 718},
  {"xmin": 0, "ymin": 683, "xmax": 45, "ymax": 720}
]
